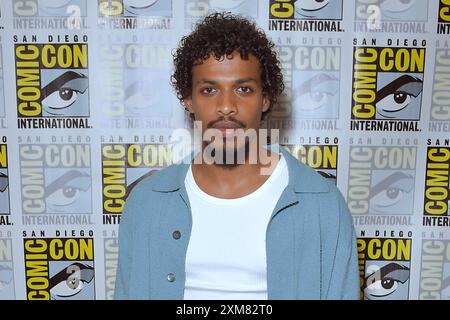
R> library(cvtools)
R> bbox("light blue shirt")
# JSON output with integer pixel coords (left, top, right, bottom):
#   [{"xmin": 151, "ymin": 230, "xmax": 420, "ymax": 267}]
[{"xmin": 114, "ymin": 145, "xmax": 359, "ymax": 300}]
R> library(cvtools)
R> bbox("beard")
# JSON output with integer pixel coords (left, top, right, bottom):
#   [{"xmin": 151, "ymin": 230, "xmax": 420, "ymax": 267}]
[{"xmin": 202, "ymin": 135, "xmax": 252, "ymax": 168}]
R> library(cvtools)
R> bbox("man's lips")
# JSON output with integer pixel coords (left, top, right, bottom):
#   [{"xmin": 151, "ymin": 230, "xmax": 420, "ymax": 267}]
[
  {"xmin": 210, "ymin": 121, "xmax": 244, "ymax": 137},
  {"xmin": 211, "ymin": 121, "xmax": 243, "ymax": 129}
]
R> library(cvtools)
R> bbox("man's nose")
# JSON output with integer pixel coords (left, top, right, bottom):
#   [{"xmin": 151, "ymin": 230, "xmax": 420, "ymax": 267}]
[{"xmin": 216, "ymin": 90, "xmax": 237, "ymax": 116}]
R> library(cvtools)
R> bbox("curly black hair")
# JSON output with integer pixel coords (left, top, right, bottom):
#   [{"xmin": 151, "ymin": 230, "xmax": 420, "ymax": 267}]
[{"xmin": 171, "ymin": 12, "xmax": 284, "ymax": 119}]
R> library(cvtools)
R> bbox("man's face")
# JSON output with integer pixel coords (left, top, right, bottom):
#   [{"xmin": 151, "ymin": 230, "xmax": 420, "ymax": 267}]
[{"xmin": 184, "ymin": 52, "xmax": 270, "ymax": 162}]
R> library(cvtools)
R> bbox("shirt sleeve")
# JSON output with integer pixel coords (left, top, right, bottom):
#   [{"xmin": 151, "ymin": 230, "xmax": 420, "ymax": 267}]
[
  {"xmin": 326, "ymin": 193, "xmax": 360, "ymax": 300},
  {"xmin": 113, "ymin": 191, "xmax": 137, "ymax": 300}
]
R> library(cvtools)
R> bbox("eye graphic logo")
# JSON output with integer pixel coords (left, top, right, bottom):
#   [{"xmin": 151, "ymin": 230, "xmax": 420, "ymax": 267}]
[
  {"xmin": 121, "ymin": 70, "xmax": 171, "ymax": 119},
  {"xmin": 102, "ymin": 143, "xmax": 171, "ymax": 224},
  {"xmin": 355, "ymin": 0, "xmax": 428, "ymax": 22},
  {"xmin": 0, "ymin": 263, "xmax": 14, "ymax": 299},
  {"xmin": 375, "ymin": 74, "xmax": 422, "ymax": 120},
  {"xmin": 41, "ymin": 70, "xmax": 89, "ymax": 117},
  {"xmin": 293, "ymin": 47, "xmax": 340, "ymax": 119},
  {"xmin": 0, "ymin": 144, "xmax": 9, "ymax": 215},
  {"xmin": 358, "ymin": 237, "xmax": 411, "ymax": 300},
  {"xmin": 369, "ymin": 171, "xmax": 415, "ymax": 214},
  {"xmin": 184, "ymin": 0, "xmax": 258, "ymax": 25},
  {"xmin": 98, "ymin": 0, "xmax": 172, "ymax": 17},
  {"xmin": 364, "ymin": 262, "xmax": 410, "ymax": 299},
  {"xmin": 13, "ymin": 0, "xmax": 87, "ymax": 17},
  {"xmin": 24, "ymin": 237, "xmax": 95, "ymax": 300},
  {"xmin": 293, "ymin": 73, "xmax": 339, "ymax": 112},
  {"xmin": 294, "ymin": 0, "xmax": 342, "ymax": 19},
  {"xmin": 208, "ymin": 0, "xmax": 257, "ymax": 17},
  {"xmin": 273, "ymin": 45, "xmax": 340, "ymax": 120},
  {"xmin": 49, "ymin": 262, "xmax": 94, "ymax": 300},
  {"xmin": 0, "ymin": 239, "xmax": 14, "ymax": 300},
  {"xmin": 348, "ymin": 146, "xmax": 416, "ymax": 215},
  {"xmin": 19, "ymin": 144, "xmax": 92, "ymax": 215},
  {"xmin": 269, "ymin": 0, "xmax": 343, "ymax": 19},
  {"xmin": 44, "ymin": 169, "xmax": 91, "ymax": 214}
]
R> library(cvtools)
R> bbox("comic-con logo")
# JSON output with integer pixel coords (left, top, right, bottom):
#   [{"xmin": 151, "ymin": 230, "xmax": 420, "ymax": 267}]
[
  {"xmin": 104, "ymin": 235, "xmax": 118, "ymax": 300},
  {"xmin": 282, "ymin": 143, "xmax": 338, "ymax": 184},
  {"xmin": 273, "ymin": 44, "xmax": 340, "ymax": 121},
  {"xmin": 348, "ymin": 145, "xmax": 416, "ymax": 215},
  {"xmin": 102, "ymin": 143, "xmax": 172, "ymax": 224},
  {"xmin": 423, "ymin": 143, "xmax": 450, "ymax": 227},
  {"xmin": 185, "ymin": 0, "xmax": 258, "ymax": 28},
  {"xmin": 354, "ymin": 0, "xmax": 428, "ymax": 33},
  {"xmin": 358, "ymin": 236, "xmax": 412, "ymax": 300},
  {"xmin": 269, "ymin": 0, "xmax": 343, "ymax": 32},
  {"xmin": 19, "ymin": 143, "xmax": 92, "ymax": 216},
  {"xmin": 13, "ymin": 0, "xmax": 87, "ymax": 29},
  {"xmin": 438, "ymin": 0, "xmax": 450, "ymax": 34},
  {"xmin": 98, "ymin": 0, "xmax": 172, "ymax": 29},
  {"xmin": 419, "ymin": 238, "xmax": 450, "ymax": 299},
  {"xmin": 0, "ymin": 142, "xmax": 10, "ymax": 216},
  {"xmin": 351, "ymin": 41, "xmax": 425, "ymax": 132},
  {"xmin": 23, "ymin": 235, "xmax": 95, "ymax": 300},
  {"xmin": 430, "ymin": 48, "xmax": 450, "ymax": 129},
  {"xmin": 14, "ymin": 37, "xmax": 90, "ymax": 129},
  {"xmin": 97, "ymin": 42, "xmax": 174, "ymax": 129},
  {"xmin": 0, "ymin": 237, "xmax": 15, "ymax": 299}
]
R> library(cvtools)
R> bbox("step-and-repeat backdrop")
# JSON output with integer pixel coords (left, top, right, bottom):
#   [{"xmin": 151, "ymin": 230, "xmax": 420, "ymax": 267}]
[{"xmin": 0, "ymin": 0, "xmax": 449, "ymax": 300}]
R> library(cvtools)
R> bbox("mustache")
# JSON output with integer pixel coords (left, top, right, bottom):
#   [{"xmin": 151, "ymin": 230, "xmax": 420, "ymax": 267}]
[{"xmin": 206, "ymin": 117, "xmax": 246, "ymax": 129}]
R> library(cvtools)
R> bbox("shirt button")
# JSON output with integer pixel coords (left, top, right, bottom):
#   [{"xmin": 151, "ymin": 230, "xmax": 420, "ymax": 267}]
[
  {"xmin": 172, "ymin": 230, "xmax": 181, "ymax": 240},
  {"xmin": 167, "ymin": 273, "xmax": 175, "ymax": 282}
]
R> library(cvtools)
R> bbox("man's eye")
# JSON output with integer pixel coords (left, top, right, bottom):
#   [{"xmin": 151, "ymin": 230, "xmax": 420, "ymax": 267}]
[
  {"xmin": 201, "ymin": 88, "xmax": 215, "ymax": 94},
  {"xmin": 237, "ymin": 86, "xmax": 252, "ymax": 93}
]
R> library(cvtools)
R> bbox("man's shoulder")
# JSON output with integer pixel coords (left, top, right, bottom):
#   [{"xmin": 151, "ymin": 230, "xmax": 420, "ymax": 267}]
[
  {"xmin": 126, "ymin": 163, "xmax": 187, "ymax": 198},
  {"xmin": 284, "ymin": 152, "xmax": 336, "ymax": 194}
]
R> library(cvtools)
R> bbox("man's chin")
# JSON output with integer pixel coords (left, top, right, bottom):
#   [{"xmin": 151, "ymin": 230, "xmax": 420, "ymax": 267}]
[{"xmin": 203, "ymin": 139, "xmax": 251, "ymax": 166}]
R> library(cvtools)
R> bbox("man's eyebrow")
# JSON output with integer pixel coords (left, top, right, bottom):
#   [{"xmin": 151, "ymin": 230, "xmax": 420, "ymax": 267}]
[
  {"xmin": 235, "ymin": 78, "xmax": 258, "ymax": 84},
  {"xmin": 195, "ymin": 79, "xmax": 217, "ymax": 85},
  {"xmin": 195, "ymin": 78, "xmax": 259, "ymax": 85}
]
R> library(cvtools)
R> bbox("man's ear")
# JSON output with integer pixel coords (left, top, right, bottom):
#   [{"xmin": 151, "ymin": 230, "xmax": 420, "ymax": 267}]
[
  {"xmin": 183, "ymin": 96, "xmax": 194, "ymax": 114},
  {"xmin": 262, "ymin": 95, "xmax": 270, "ymax": 113}
]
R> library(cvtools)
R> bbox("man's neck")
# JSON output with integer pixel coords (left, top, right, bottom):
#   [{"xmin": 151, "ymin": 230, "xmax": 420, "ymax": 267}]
[{"xmin": 191, "ymin": 148, "xmax": 280, "ymax": 199}]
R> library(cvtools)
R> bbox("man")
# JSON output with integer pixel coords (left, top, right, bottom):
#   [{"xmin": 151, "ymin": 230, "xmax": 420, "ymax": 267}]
[{"xmin": 114, "ymin": 12, "xmax": 359, "ymax": 300}]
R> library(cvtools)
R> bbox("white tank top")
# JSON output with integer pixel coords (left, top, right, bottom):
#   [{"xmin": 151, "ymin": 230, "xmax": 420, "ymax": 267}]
[{"xmin": 183, "ymin": 155, "xmax": 289, "ymax": 300}]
